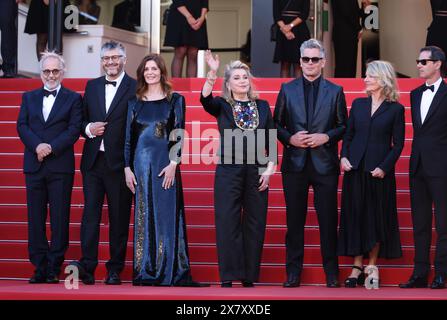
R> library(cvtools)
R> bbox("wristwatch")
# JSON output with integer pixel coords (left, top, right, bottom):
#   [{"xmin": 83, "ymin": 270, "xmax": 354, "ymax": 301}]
[{"xmin": 289, "ymin": 23, "xmax": 294, "ymax": 28}]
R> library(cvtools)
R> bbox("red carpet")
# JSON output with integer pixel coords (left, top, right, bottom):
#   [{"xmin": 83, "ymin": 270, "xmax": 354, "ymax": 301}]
[{"xmin": 0, "ymin": 78, "xmax": 443, "ymax": 300}]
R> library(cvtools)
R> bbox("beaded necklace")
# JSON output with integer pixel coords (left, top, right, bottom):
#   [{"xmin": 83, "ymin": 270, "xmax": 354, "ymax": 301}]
[{"xmin": 228, "ymin": 99, "xmax": 260, "ymax": 130}]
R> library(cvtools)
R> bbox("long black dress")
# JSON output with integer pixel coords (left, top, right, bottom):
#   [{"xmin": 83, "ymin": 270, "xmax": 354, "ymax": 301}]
[
  {"xmin": 200, "ymin": 93, "xmax": 276, "ymax": 283},
  {"xmin": 337, "ymin": 98, "xmax": 404, "ymax": 259},
  {"xmin": 273, "ymin": 0, "xmax": 311, "ymax": 63},
  {"xmin": 124, "ymin": 93, "xmax": 194, "ymax": 286},
  {"xmin": 24, "ymin": 0, "xmax": 70, "ymax": 34},
  {"xmin": 426, "ymin": 0, "xmax": 447, "ymax": 56},
  {"xmin": 164, "ymin": 0, "xmax": 209, "ymax": 49}
]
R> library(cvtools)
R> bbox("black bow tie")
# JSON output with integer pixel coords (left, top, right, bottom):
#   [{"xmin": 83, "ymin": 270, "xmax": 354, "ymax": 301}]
[
  {"xmin": 105, "ymin": 80, "xmax": 117, "ymax": 87},
  {"xmin": 423, "ymin": 84, "xmax": 435, "ymax": 92},
  {"xmin": 43, "ymin": 89, "xmax": 57, "ymax": 97}
]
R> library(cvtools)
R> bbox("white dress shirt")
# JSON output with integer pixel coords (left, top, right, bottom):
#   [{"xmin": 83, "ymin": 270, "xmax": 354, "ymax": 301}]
[
  {"xmin": 420, "ymin": 77, "xmax": 443, "ymax": 124},
  {"xmin": 42, "ymin": 85, "xmax": 61, "ymax": 122},
  {"xmin": 85, "ymin": 72, "xmax": 125, "ymax": 151}
]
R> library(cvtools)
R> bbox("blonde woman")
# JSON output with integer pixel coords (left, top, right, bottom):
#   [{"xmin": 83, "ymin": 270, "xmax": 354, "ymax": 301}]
[
  {"xmin": 338, "ymin": 60, "xmax": 405, "ymax": 288},
  {"xmin": 200, "ymin": 51, "xmax": 276, "ymax": 287}
]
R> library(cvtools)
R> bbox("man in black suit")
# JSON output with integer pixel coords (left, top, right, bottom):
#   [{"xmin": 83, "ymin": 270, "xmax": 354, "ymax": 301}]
[
  {"xmin": 274, "ymin": 39, "xmax": 348, "ymax": 288},
  {"xmin": 400, "ymin": 46, "xmax": 447, "ymax": 289},
  {"xmin": 331, "ymin": 0, "xmax": 369, "ymax": 78},
  {"xmin": 69, "ymin": 41, "xmax": 136, "ymax": 285},
  {"xmin": 17, "ymin": 51, "xmax": 82, "ymax": 283}
]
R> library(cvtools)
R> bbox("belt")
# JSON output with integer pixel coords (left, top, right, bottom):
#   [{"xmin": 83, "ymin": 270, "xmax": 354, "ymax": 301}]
[
  {"xmin": 434, "ymin": 10, "xmax": 447, "ymax": 17},
  {"xmin": 282, "ymin": 10, "xmax": 301, "ymax": 17}
]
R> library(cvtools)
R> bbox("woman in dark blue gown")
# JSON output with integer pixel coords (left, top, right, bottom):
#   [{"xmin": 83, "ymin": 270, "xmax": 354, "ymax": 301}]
[{"xmin": 124, "ymin": 54, "xmax": 200, "ymax": 286}]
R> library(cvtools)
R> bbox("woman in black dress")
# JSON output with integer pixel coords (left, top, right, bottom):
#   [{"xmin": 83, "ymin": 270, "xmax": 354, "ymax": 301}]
[
  {"xmin": 273, "ymin": 0, "xmax": 310, "ymax": 78},
  {"xmin": 164, "ymin": 0, "xmax": 209, "ymax": 77},
  {"xmin": 200, "ymin": 51, "xmax": 276, "ymax": 287},
  {"xmin": 24, "ymin": 0, "xmax": 70, "ymax": 60},
  {"xmin": 426, "ymin": 0, "xmax": 447, "ymax": 57},
  {"xmin": 338, "ymin": 60, "xmax": 404, "ymax": 288},
  {"xmin": 124, "ymin": 54, "xmax": 204, "ymax": 287}
]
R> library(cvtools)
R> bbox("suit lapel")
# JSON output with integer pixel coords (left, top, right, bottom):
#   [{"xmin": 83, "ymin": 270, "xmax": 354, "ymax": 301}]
[
  {"xmin": 311, "ymin": 77, "xmax": 328, "ymax": 125},
  {"xmin": 422, "ymin": 80, "xmax": 447, "ymax": 126},
  {"xmin": 106, "ymin": 74, "xmax": 130, "ymax": 120},
  {"xmin": 371, "ymin": 99, "xmax": 388, "ymax": 120},
  {"xmin": 412, "ymin": 87, "xmax": 423, "ymax": 129},
  {"xmin": 45, "ymin": 86, "xmax": 69, "ymax": 125},
  {"xmin": 36, "ymin": 89, "xmax": 46, "ymax": 124},
  {"xmin": 292, "ymin": 78, "xmax": 306, "ymax": 124},
  {"xmin": 97, "ymin": 77, "xmax": 107, "ymax": 119}
]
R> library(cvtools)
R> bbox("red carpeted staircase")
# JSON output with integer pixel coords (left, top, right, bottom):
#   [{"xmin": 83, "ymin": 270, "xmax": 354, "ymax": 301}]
[{"xmin": 0, "ymin": 77, "xmax": 432, "ymax": 286}]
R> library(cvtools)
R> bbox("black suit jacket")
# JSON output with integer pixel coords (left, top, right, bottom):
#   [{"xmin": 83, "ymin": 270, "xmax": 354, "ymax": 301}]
[
  {"xmin": 17, "ymin": 86, "xmax": 82, "ymax": 174},
  {"xmin": 274, "ymin": 77, "xmax": 348, "ymax": 175},
  {"xmin": 410, "ymin": 80, "xmax": 447, "ymax": 177},
  {"xmin": 341, "ymin": 97, "xmax": 405, "ymax": 174},
  {"xmin": 80, "ymin": 73, "xmax": 137, "ymax": 173},
  {"xmin": 331, "ymin": 0, "xmax": 362, "ymax": 38}
]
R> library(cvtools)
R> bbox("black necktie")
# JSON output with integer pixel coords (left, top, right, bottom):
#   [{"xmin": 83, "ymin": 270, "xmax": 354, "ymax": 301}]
[
  {"xmin": 43, "ymin": 89, "xmax": 57, "ymax": 97},
  {"xmin": 105, "ymin": 80, "xmax": 117, "ymax": 87},
  {"xmin": 423, "ymin": 84, "xmax": 435, "ymax": 92},
  {"xmin": 307, "ymin": 82, "xmax": 314, "ymax": 130}
]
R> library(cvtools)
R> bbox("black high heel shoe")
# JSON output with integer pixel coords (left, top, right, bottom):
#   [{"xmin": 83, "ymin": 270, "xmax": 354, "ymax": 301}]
[{"xmin": 344, "ymin": 266, "xmax": 365, "ymax": 288}]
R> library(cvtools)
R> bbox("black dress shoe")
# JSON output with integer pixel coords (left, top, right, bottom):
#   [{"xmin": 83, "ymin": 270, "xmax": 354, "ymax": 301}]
[
  {"xmin": 46, "ymin": 272, "xmax": 59, "ymax": 284},
  {"xmin": 283, "ymin": 275, "xmax": 301, "ymax": 288},
  {"xmin": 29, "ymin": 273, "xmax": 47, "ymax": 284},
  {"xmin": 399, "ymin": 275, "xmax": 428, "ymax": 288},
  {"xmin": 105, "ymin": 271, "xmax": 121, "ymax": 285},
  {"xmin": 326, "ymin": 275, "xmax": 340, "ymax": 288},
  {"xmin": 221, "ymin": 281, "xmax": 232, "ymax": 288},
  {"xmin": 242, "ymin": 281, "xmax": 254, "ymax": 287},
  {"xmin": 430, "ymin": 275, "xmax": 446, "ymax": 289},
  {"xmin": 68, "ymin": 261, "xmax": 95, "ymax": 285}
]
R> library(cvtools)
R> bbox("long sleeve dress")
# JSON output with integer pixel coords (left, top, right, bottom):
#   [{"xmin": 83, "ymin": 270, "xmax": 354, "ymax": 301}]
[{"xmin": 124, "ymin": 93, "xmax": 193, "ymax": 286}]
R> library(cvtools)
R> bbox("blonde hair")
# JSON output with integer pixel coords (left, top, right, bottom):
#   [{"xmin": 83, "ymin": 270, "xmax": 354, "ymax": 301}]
[
  {"xmin": 221, "ymin": 60, "xmax": 258, "ymax": 103},
  {"xmin": 366, "ymin": 60, "xmax": 400, "ymax": 102}
]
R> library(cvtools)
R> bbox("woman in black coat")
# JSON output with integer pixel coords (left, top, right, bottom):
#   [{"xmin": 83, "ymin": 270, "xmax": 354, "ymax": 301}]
[
  {"xmin": 426, "ymin": 0, "xmax": 447, "ymax": 57},
  {"xmin": 338, "ymin": 60, "xmax": 404, "ymax": 288}
]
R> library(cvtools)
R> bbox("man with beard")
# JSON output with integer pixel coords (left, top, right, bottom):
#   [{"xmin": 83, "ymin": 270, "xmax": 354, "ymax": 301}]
[{"xmin": 69, "ymin": 41, "xmax": 136, "ymax": 285}]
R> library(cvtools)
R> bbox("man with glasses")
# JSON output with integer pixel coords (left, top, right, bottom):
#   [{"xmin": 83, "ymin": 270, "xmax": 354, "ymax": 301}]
[
  {"xmin": 69, "ymin": 41, "xmax": 136, "ymax": 285},
  {"xmin": 400, "ymin": 46, "xmax": 447, "ymax": 289},
  {"xmin": 17, "ymin": 51, "xmax": 82, "ymax": 283},
  {"xmin": 274, "ymin": 39, "xmax": 347, "ymax": 288}
]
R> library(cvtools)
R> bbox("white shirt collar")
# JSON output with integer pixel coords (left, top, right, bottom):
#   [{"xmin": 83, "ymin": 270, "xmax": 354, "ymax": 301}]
[
  {"xmin": 43, "ymin": 84, "xmax": 61, "ymax": 95},
  {"xmin": 425, "ymin": 77, "xmax": 443, "ymax": 93},
  {"xmin": 106, "ymin": 72, "xmax": 125, "ymax": 88}
]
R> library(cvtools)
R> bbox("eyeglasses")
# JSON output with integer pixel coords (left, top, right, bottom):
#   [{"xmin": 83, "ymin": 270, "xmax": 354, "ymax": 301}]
[
  {"xmin": 416, "ymin": 59, "xmax": 438, "ymax": 65},
  {"xmin": 301, "ymin": 56, "xmax": 323, "ymax": 64},
  {"xmin": 101, "ymin": 55, "xmax": 123, "ymax": 62},
  {"xmin": 42, "ymin": 69, "xmax": 61, "ymax": 77}
]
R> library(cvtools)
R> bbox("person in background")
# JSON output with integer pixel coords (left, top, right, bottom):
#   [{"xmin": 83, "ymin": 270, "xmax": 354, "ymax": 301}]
[
  {"xmin": 426, "ymin": 0, "xmax": 447, "ymax": 56},
  {"xmin": 273, "ymin": 0, "xmax": 310, "ymax": 78},
  {"xmin": 400, "ymin": 46, "xmax": 447, "ymax": 290},
  {"xmin": 75, "ymin": 0, "xmax": 100, "ymax": 25},
  {"xmin": 200, "ymin": 51, "xmax": 276, "ymax": 287},
  {"xmin": 17, "ymin": 51, "xmax": 82, "ymax": 284},
  {"xmin": 338, "ymin": 60, "xmax": 404, "ymax": 289},
  {"xmin": 164, "ymin": 0, "xmax": 209, "ymax": 77},
  {"xmin": 274, "ymin": 39, "xmax": 347, "ymax": 288}
]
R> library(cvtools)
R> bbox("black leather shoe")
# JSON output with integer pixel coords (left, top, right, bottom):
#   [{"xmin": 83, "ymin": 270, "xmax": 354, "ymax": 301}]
[
  {"xmin": 326, "ymin": 275, "xmax": 340, "ymax": 288},
  {"xmin": 221, "ymin": 281, "xmax": 232, "ymax": 288},
  {"xmin": 29, "ymin": 273, "xmax": 46, "ymax": 284},
  {"xmin": 68, "ymin": 261, "xmax": 95, "ymax": 285},
  {"xmin": 430, "ymin": 275, "xmax": 446, "ymax": 289},
  {"xmin": 242, "ymin": 281, "xmax": 254, "ymax": 287},
  {"xmin": 399, "ymin": 275, "xmax": 428, "ymax": 288},
  {"xmin": 105, "ymin": 271, "xmax": 121, "ymax": 285},
  {"xmin": 46, "ymin": 272, "xmax": 59, "ymax": 284},
  {"xmin": 283, "ymin": 275, "xmax": 301, "ymax": 288}
]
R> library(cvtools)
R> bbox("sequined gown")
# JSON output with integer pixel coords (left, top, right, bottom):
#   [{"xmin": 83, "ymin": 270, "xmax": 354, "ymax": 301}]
[{"xmin": 124, "ymin": 93, "xmax": 193, "ymax": 286}]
